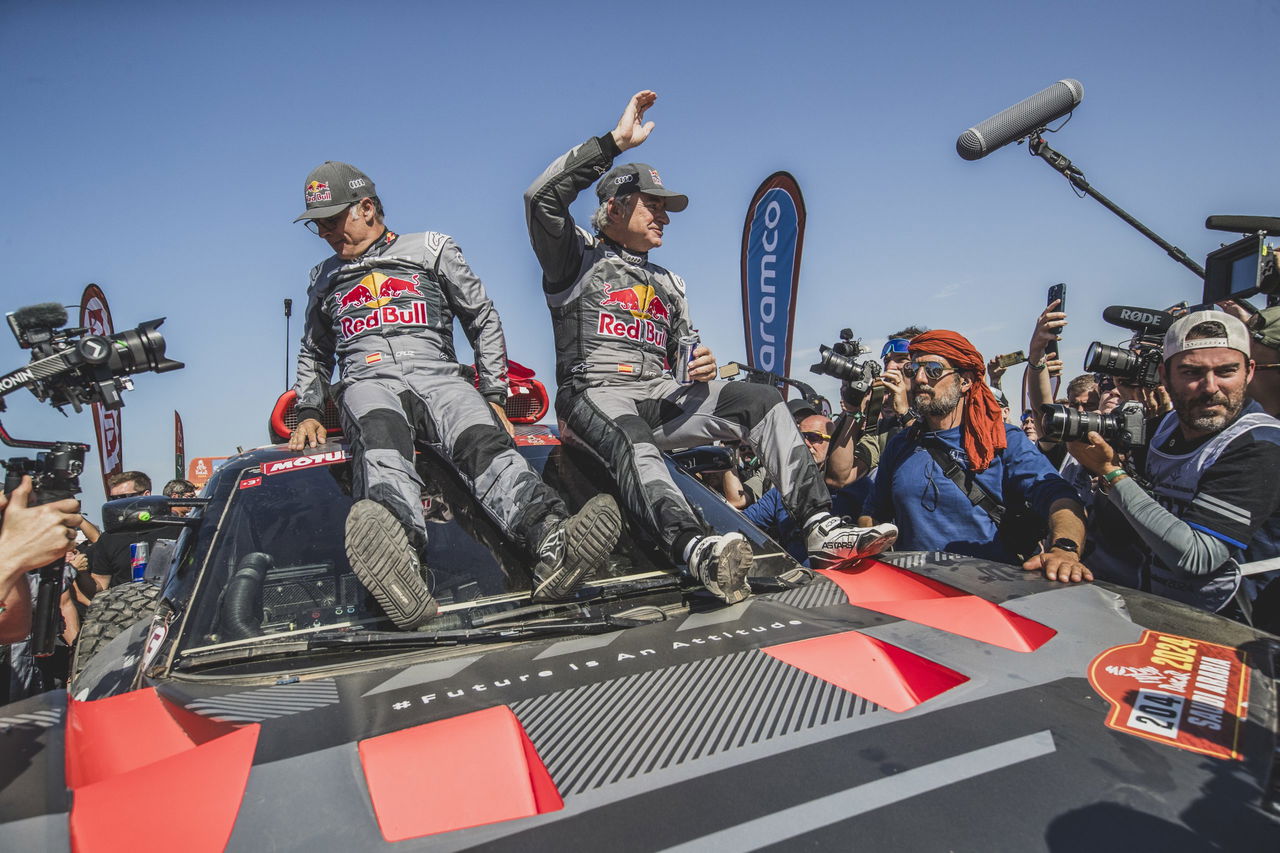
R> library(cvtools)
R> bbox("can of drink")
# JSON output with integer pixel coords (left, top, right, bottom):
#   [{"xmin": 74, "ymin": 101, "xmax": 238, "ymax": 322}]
[
  {"xmin": 675, "ymin": 333, "xmax": 701, "ymax": 385},
  {"xmin": 130, "ymin": 542, "xmax": 149, "ymax": 582}
]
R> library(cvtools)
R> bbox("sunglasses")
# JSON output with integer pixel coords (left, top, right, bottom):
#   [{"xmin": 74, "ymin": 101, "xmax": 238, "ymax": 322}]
[
  {"xmin": 881, "ymin": 338, "xmax": 911, "ymax": 358},
  {"xmin": 111, "ymin": 491, "xmax": 144, "ymax": 499},
  {"xmin": 801, "ymin": 431, "xmax": 832, "ymax": 443},
  {"xmin": 907, "ymin": 361, "xmax": 957, "ymax": 382},
  {"xmin": 303, "ymin": 205, "xmax": 355, "ymax": 235}
]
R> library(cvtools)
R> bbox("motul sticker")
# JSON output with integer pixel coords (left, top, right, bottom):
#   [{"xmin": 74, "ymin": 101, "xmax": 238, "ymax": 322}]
[
  {"xmin": 263, "ymin": 449, "xmax": 350, "ymax": 476},
  {"xmin": 239, "ymin": 476, "xmax": 262, "ymax": 489},
  {"xmin": 1088, "ymin": 630, "xmax": 1249, "ymax": 760}
]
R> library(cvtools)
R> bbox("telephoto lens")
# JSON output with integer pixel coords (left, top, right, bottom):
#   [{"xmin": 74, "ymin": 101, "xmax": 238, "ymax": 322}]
[{"xmin": 809, "ymin": 345, "xmax": 860, "ymax": 382}]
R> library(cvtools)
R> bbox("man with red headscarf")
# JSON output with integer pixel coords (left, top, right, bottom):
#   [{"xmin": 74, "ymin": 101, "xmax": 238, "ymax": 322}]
[{"xmin": 858, "ymin": 330, "xmax": 1090, "ymax": 581}]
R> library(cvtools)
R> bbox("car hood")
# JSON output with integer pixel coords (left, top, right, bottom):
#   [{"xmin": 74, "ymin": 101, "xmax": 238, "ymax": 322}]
[{"xmin": 2, "ymin": 552, "xmax": 1278, "ymax": 851}]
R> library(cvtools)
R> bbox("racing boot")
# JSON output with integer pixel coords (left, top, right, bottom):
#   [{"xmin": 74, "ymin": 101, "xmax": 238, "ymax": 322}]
[
  {"xmin": 804, "ymin": 513, "xmax": 898, "ymax": 569},
  {"xmin": 688, "ymin": 532, "xmax": 754, "ymax": 604},
  {"xmin": 345, "ymin": 499, "xmax": 438, "ymax": 630},
  {"xmin": 531, "ymin": 494, "xmax": 622, "ymax": 602}
]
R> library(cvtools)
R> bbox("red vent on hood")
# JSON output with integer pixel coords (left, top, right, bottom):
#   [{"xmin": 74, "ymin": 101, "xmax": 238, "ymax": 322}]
[
  {"xmin": 817, "ymin": 559, "xmax": 1056, "ymax": 652},
  {"xmin": 358, "ymin": 704, "xmax": 562, "ymax": 842},
  {"xmin": 762, "ymin": 630, "xmax": 968, "ymax": 713},
  {"xmin": 66, "ymin": 689, "xmax": 259, "ymax": 853}
]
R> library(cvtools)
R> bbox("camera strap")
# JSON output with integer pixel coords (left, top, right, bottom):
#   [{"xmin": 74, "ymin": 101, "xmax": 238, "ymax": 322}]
[{"xmin": 919, "ymin": 436, "xmax": 1006, "ymax": 526}]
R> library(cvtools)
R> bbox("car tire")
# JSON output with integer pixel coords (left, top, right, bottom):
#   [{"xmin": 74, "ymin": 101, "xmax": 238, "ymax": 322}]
[{"xmin": 70, "ymin": 582, "xmax": 161, "ymax": 685}]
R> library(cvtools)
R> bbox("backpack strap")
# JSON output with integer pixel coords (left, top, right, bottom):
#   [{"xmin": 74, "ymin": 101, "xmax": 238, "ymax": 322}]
[{"xmin": 919, "ymin": 435, "xmax": 1005, "ymax": 526}]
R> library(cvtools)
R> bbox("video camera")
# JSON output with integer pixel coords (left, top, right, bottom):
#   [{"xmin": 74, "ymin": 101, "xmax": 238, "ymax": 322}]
[
  {"xmin": 1202, "ymin": 216, "xmax": 1280, "ymax": 307},
  {"xmin": 0, "ymin": 302, "xmax": 183, "ymax": 413},
  {"xmin": 810, "ymin": 329, "xmax": 881, "ymax": 403},
  {"xmin": 1081, "ymin": 304, "xmax": 1181, "ymax": 389},
  {"xmin": 0, "ymin": 300, "xmax": 182, "ymax": 657}
]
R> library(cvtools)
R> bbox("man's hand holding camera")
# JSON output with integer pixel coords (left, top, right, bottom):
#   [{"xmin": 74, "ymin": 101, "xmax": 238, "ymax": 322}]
[{"xmin": 0, "ymin": 475, "xmax": 83, "ymax": 641}]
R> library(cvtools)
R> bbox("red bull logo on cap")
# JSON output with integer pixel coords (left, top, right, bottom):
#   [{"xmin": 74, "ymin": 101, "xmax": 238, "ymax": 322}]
[
  {"xmin": 305, "ymin": 180, "xmax": 332, "ymax": 204},
  {"xmin": 649, "ymin": 169, "xmax": 663, "ymax": 186}
]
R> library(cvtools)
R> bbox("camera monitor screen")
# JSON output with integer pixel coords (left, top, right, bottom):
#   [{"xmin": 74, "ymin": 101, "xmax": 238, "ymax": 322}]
[{"xmin": 1203, "ymin": 234, "xmax": 1266, "ymax": 304}]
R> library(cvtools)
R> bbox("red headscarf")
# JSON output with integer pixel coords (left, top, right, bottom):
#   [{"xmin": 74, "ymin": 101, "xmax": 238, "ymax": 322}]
[{"xmin": 908, "ymin": 330, "xmax": 1007, "ymax": 472}]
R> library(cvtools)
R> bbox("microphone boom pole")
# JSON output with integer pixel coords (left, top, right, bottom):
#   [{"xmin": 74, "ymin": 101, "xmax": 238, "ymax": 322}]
[{"xmin": 1025, "ymin": 132, "xmax": 1205, "ymax": 279}]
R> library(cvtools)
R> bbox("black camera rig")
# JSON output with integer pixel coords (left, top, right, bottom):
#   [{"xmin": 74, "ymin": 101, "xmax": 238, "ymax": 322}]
[
  {"xmin": 0, "ymin": 301, "xmax": 182, "ymax": 657},
  {"xmin": 809, "ymin": 328, "xmax": 882, "ymax": 407}
]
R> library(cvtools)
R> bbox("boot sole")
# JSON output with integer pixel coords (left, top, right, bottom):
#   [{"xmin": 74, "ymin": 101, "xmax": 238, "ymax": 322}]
[
  {"xmin": 710, "ymin": 533, "xmax": 754, "ymax": 605},
  {"xmin": 345, "ymin": 500, "xmax": 438, "ymax": 629},
  {"xmin": 532, "ymin": 494, "xmax": 622, "ymax": 602}
]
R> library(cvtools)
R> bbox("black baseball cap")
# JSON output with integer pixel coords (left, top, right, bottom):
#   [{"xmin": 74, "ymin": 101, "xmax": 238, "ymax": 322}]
[
  {"xmin": 294, "ymin": 161, "xmax": 377, "ymax": 222},
  {"xmin": 596, "ymin": 163, "xmax": 688, "ymax": 212},
  {"xmin": 787, "ymin": 398, "xmax": 819, "ymax": 419}
]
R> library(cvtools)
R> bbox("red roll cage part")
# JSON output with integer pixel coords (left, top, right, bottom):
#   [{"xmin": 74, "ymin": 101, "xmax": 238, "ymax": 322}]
[{"xmin": 270, "ymin": 359, "xmax": 550, "ymax": 442}]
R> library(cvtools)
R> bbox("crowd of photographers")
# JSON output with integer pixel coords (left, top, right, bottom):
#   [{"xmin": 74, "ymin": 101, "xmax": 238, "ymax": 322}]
[
  {"xmin": 0, "ymin": 471, "xmax": 196, "ymax": 703},
  {"xmin": 713, "ymin": 298, "xmax": 1280, "ymax": 632}
]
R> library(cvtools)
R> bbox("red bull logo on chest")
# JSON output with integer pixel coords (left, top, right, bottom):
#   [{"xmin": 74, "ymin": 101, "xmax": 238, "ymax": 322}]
[
  {"xmin": 598, "ymin": 283, "xmax": 670, "ymax": 348},
  {"xmin": 336, "ymin": 271, "xmax": 432, "ymax": 339}
]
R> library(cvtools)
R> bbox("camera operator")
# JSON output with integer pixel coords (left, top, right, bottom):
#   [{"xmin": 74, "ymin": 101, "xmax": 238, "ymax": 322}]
[
  {"xmin": 858, "ymin": 330, "xmax": 1090, "ymax": 582},
  {"xmin": 1068, "ymin": 311, "xmax": 1280, "ymax": 620},
  {"xmin": 1218, "ymin": 300, "xmax": 1280, "ymax": 416},
  {"xmin": 0, "ymin": 476, "xmax": 83, "ymax": 643},
  {"xmin": 855, "ymin": 326, "xmax": 928, "ymax": 478}
]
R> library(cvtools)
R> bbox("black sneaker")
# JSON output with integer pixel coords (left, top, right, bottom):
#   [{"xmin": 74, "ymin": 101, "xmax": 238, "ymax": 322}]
[
  {"xmin": 532, "ymin": 494, "xmax": 622, "ymax": 602},
  {"xmin": 345, "ymin": 500, "xmax": 438, "ymax": 630},
  {"xmin": 688, "ymin": 532, "xmax": 754, "ymax": 604}
]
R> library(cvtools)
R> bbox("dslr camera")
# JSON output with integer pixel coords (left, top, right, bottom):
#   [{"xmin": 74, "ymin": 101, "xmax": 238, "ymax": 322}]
[
  {"xmin": 810, "ymin": 328, "xmax": 881, "ymax": 401},
  {"xmin": 1039, "ymin": 399, "xmax": 1147, "ymax": 448}
]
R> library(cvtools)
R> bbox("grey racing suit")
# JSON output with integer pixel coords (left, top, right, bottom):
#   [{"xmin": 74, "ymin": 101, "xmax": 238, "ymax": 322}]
[
  {"xmin": 294, "ymin": 228, "xmax": 566, "ymax": 553},
  {"xmin": 525, "ymin": 135, "xmax": 831, "ymax": 560}
]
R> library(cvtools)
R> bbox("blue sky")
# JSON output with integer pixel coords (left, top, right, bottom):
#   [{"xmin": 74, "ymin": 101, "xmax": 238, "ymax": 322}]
[{"xmin": 2, "ymin": 0, "xmax": 1278, "ymax": 516}]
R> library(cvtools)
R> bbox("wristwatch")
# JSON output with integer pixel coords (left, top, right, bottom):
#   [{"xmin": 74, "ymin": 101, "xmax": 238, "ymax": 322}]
[{"xmin": 1049, "ymin": 538, "xmax": 1079, "ymax": 553}]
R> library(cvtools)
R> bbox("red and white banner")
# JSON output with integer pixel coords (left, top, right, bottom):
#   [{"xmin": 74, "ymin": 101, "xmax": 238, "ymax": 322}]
[
  {"xmin": 174, "ymin": 410, "xmax": 185, "ymax": 481},
  {"xmin": 80, "ymin": 284, "xmax": 123, "ymax": 492}
]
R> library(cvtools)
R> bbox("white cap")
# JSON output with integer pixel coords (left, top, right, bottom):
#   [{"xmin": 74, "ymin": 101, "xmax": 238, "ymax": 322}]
[{"xmin": 1163, "ymin": 309, "xmax": 1251, "ymax": 361}]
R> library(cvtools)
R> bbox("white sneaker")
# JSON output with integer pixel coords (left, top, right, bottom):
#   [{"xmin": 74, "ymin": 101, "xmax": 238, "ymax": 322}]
[
  {"xmin": 688, "ymin": 532, "xmax": 754, "ymax": 604},
  {"xmin": 805, "ymin": 514, "xmax": 897, "ymax": 569}
]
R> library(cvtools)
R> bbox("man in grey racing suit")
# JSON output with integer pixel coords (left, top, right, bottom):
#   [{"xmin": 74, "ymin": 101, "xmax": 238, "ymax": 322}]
[
  {"xmin": 524, "ymin": 91, "xmax": 896, "ymax": 603},
  {"xmin": 291, "ymin": 161, "xmax": 619, "ymax": 629}
]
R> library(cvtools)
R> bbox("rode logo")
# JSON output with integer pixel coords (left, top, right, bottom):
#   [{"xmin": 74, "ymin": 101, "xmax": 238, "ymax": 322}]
[
  {"xmin": 1121, "ymin": 308, "xmax": 1161, "ymax": 325},
  {"xmin": 263, "ymin": 449, "xmax": 350, "ymax": 476},
  {"xmin": 598, "ymin": 312, "xmax": 668, "ymax": 349},
  {"xmin": 340, "ymin": 301, "xmax": 430, "ymax": 339}
]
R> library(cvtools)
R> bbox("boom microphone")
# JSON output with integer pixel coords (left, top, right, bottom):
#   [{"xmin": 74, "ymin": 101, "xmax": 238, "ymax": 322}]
[
  {"xmin": 957, "ymin": 79, "xmax": 1084, "ymax": 161},
  {"xmin": 1205, "ymin": 215, "xmax": 1280, "ymax": 235},
  {"xmin": 1101, "ymin": 305, "xmax": 1177, "ymax": 334}
]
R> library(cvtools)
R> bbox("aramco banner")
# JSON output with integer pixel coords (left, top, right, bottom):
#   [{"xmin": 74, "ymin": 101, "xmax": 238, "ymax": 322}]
[
  {"xmin": 80, "ymin": 284, "xmax": 123, "ymax": 491},
  {"xmin": 740, "ymin": 172, "xmax": 806, "ymax": 382}
]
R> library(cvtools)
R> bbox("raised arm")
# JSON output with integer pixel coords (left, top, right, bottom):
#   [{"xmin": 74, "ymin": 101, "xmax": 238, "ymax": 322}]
[{"xmin": 523, "ymin": 91, "xmax": 658, "ymax": 291}]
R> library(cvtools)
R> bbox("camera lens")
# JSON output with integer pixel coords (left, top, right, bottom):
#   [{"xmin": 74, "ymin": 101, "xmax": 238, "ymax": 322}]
[
  {"xmin": 809, "ymin": 345, "xmax": 860, "ymax": 382},
  {"xmin": 1040, "ymin": 404, "xmax": 1116, "ymax": 443},
  {"xmin": 109, "ymin": 319, "xmax": 184, "ymax": 375},
  {"xmin": 1084, "ymin": 341, "xmax": 1142, "ymax": 380}
]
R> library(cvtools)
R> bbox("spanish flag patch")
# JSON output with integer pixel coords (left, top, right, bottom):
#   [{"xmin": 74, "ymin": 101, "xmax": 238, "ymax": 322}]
[{"xmin": 366, "ymin": 353, "xmax": 383, "ymax": 364}]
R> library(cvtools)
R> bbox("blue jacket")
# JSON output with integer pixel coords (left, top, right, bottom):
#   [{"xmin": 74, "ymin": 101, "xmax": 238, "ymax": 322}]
[{"xmin": 866, "ymin": 423, "xmax": 1078, "ymax": 563}]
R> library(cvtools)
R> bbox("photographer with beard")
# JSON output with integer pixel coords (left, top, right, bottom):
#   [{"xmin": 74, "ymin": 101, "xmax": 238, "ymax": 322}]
[
  {"xmin": 858, "ymin": 330, "xmax": 1090, "ymax": 582},
  {"xmin": 1068, "ymin": 311, "xmax": 1280, "ymax": 624}
]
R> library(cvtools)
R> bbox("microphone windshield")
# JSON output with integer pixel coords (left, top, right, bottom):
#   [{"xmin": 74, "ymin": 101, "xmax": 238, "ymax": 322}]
[
  {"xmin": 10, "ymin": 303, "xmax": 69, "ymax": 332},
  {"xmin": 1101, "ymin": 305, "xmax": 1177, "ymax": 334},
  {"xmin": 957, "ymin": 79, "xmax": 1084, "ymax": 161}
]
